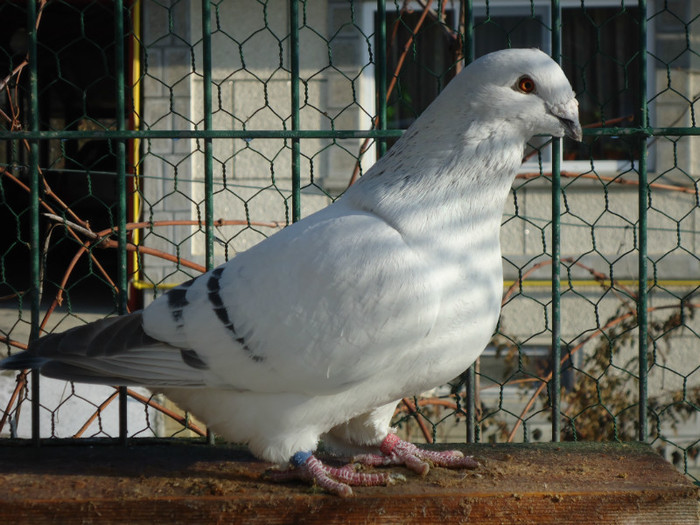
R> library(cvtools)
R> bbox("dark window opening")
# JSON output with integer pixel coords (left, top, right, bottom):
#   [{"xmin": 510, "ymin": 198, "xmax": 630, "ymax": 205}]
[
  {"xmin": 381, "ymin": 9, "xmax": 458, "ymax": 147},
  {"xmin": 380, "ymin": 6, "xmax": 641, "ymax": 162},
  {"xmin": 0, "ymin": 1, "xmax": 124, "ymax": 308},
  {"xmin": 562, "ymin": 7, "xmax": 641, "ymax": 159}
]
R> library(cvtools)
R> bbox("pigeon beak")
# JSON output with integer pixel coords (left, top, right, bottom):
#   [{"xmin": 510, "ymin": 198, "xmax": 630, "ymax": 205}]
[
  {"xmin": 549, "ymin": 99, "xmax": 583, "ymax": 142},
  {"xmin": 560, "ymin": 116, "xmax": 583, "ymax": 142}
]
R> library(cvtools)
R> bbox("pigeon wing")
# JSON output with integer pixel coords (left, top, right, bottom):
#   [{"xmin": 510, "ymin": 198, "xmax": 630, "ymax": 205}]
[
  {"xmin": 142, "ymin": 199, "xmax": 442, "ymax": 395},
  {"xmin": 2, "ymin": 313, "xmax": 210, "ymax": 386}
]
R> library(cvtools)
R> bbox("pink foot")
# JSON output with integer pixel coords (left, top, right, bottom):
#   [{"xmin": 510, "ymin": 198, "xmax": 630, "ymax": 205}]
[
  {"xmin": 266, "ymin": 451, "xmax": 405, "ymax": 497},
  {"xmin": 353, "ymin": 433, "xmax": 479, "ymax": 476}
]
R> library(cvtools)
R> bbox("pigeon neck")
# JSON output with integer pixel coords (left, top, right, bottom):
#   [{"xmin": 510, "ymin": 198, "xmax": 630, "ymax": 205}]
[{"xmin": 348, "ymin": 119, "xmax": 526, "ymax": 238}]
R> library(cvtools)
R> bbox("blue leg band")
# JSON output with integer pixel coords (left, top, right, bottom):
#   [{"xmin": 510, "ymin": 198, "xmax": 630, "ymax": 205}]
[{"xmin": 290, "ymin": 450, "xmax": 313, "ymax": 467}]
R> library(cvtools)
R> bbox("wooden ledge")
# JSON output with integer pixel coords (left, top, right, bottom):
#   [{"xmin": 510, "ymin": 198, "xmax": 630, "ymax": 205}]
[{"xmin": 0, "ymin": 441, "xmax": 697, "ymax": 524}]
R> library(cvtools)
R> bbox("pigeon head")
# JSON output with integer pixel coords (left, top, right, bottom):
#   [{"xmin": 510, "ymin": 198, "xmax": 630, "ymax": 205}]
[
  {"xmin": 425, "ymin": 48, "xmax": 582, "ymax": 144},
  {"xmin": 460, "ymin": 48, "xmax": 582, "ymax": 142}
]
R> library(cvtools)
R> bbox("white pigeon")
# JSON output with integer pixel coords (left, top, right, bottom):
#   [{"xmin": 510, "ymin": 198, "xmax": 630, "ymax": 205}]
[{"xmin": 1, "ymin": 48, "xmax": 581, "ymax": 496}]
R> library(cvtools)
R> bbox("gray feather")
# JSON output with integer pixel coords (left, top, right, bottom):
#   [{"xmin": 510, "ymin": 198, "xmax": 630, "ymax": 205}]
[{"xmin": 1, "ymin": 312, "xmax": 209, "ymax": 387}]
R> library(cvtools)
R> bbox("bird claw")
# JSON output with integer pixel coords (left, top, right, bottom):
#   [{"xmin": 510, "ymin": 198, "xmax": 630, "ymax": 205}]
[
  {"xmin": 266, "ymin": 452, "xmax": 404, "ymax": 497},
  {"xmin": 265, "ymin": 435, "xmax": 476, "ymax": 496},
  {"xmin": 353, "ymin": 433, "xmax": 479, "ymax": 476}
]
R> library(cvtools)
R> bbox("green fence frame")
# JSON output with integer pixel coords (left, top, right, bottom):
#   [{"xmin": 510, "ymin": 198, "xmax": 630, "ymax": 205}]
[{"xmin": 1, "ymin": 0, "xmax": 698, "ymax": 481}]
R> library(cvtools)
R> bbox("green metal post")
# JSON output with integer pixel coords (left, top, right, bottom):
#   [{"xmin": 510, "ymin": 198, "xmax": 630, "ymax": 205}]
[
  {"xmin": 290, "ymin": 1, "xmax": 301, "ymax": 223},
  {"xmin": 114, "ymin": 0, "xmax": 129, "ymax": 446},
  {"xmin": 202, "ymin": 0, "xmax": 215, "ymax": 266},
  {"xmin": 376, "ymin": 0, "xmax": 387, "ymax": 157},
  {"xmin": 463, "ymin": 0, "xmax": 474, "ymax": 64},
  {"xmin": 1, "ymin": 128, "xmax": 410, "ymax": 141},
  {"xmin": 637, "ymin": 0, "xmax": 649, "ymax": 442},
  {"xmin": 463, "ymin": 0, "xmax": 476, "ymax": 444},
  {"xmin": 27, "ymin": 0, "xmax": 41, "ymax": 447},
  {"xmin": 202, "ymin": 0, "xmax": 216, "ymax": 446},
  {"xmin": 550, "ymin": 0, "xmax": 562, "ymax": 443}
]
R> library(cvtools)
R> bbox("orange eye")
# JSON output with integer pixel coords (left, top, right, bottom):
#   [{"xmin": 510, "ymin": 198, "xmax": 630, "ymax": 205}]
[{"xmin": 517, "ymin": 76, "xmax": 536, "ymax": 94}]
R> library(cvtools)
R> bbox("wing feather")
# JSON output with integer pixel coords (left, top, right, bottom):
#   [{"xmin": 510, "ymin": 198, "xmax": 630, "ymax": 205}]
[
  {"xmin": 1, "ymin": 313, "xmax": 213, "ymax": 387},
  {"xmin": 3, "ymin": 202, "xmax": 439, "ymax": 394},
  {"xmin": 142, "ymin": 201, "xmax": 440, "ymax": 395}
]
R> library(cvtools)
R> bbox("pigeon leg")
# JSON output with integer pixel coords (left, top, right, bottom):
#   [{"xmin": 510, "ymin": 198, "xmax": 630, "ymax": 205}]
[
  {"xmin": 353, "ymin": 433, "xmax": 479, "ymax": 476},
  {"xmin": 266, "ymin": 451, "xmax": 405, "ymax": 497}
]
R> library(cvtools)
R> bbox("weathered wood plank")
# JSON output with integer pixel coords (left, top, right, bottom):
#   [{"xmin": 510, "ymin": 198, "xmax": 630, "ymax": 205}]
[{"xmin": 0, "ymin": 441, "xmax": 697, "ymax": 524}]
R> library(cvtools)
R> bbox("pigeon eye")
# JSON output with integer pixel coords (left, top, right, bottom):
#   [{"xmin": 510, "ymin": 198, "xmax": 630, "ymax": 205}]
[{"xmin": 516, "ymin": 76, "xmax": 536, "ymax": 94}]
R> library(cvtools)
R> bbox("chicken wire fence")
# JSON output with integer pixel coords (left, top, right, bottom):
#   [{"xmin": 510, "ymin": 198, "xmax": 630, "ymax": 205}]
[{"xmin": 0, "ymin": 0, "xmax": 698, "ymax": 483}]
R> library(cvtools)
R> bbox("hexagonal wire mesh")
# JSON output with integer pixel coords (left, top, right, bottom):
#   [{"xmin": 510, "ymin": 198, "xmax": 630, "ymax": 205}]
[{"xmin": 0, "ymin": 0, "xmax": 698, "ymax": 484}]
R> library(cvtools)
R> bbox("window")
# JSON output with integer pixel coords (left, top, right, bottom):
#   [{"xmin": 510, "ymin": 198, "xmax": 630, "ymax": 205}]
[
  {"xmin": 0, "ymin": 1, "xmax": 122, "ymax": 305},
  {"xmin": 364, "ymin": 1, "xmax": 643, "ymax": 169},
  {"xmin": 560, "ymin": 6, "xmax": 641, "ymax": 160},
  {"xmin": 383, "ymin": 8, "xmax": 458, "ymax": 132},
  {"xmin": 479, "ymin": 345, "xmax": 575, "ymax": 393}
]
